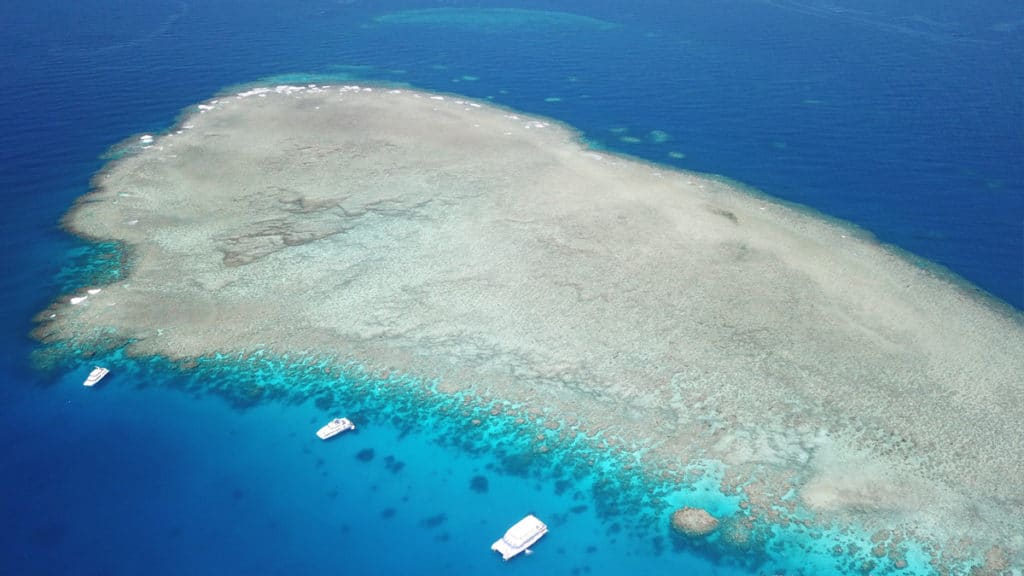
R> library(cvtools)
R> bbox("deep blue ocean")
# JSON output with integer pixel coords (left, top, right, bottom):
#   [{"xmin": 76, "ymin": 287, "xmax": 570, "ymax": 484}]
[{"xmin": 1, "ymin": 1, "xmax": 1021, "ymax": 575}]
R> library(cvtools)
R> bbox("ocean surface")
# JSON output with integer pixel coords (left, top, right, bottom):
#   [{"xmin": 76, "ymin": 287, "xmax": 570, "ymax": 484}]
[{"xmin": 1, "ymin": 1, "xmax": 1021, "ymax": 575}]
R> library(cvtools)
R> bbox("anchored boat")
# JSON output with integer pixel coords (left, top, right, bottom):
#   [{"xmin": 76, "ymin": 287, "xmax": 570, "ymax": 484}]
[
  {"xmin": 83, "ymin": 366, "xmax": 109, "ymax": 387},
  {"xmin": 316, "ymin": 417, "xmax": 355, "ymax": 440},
  {"xmin": 491, "ymin": 514, "xmax": 548, "ymax": 561}
]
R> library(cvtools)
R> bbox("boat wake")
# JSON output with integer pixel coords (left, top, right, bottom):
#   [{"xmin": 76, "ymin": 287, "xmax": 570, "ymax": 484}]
[{"xmin": 756, "ymin": 0, "xmax": 994, "ymax": 45}]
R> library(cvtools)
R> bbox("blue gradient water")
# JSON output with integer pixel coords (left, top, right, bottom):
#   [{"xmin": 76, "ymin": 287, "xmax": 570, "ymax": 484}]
[{"xmin": 1, "ymin": 1, "xmax": 1021, "ymax": 574}]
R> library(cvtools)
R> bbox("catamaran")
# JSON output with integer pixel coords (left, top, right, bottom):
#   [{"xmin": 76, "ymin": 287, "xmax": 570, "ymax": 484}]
[
  {"xmin": 316, "ymin": 417, "xmax": 356, "ymax": 440},
  {"xmin": 491, "ymin": 514, "xmax": 548, "ymax": 561}
]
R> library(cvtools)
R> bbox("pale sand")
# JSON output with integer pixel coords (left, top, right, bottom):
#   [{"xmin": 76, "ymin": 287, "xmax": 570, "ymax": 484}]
[{"xmin": 39, "ymin": 85, "xmax": 1024, "ymax": 567}]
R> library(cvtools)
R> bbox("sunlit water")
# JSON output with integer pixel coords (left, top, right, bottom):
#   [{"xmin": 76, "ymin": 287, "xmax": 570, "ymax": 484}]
[{"xmin": 1, "ymin": 0, "xmax": 1021, "ymax": 574}]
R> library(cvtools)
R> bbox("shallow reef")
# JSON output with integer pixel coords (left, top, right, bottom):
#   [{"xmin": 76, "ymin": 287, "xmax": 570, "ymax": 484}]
[{"xmin": 36, "ymin": 84, "xmax": 1024, "ymax": 573}]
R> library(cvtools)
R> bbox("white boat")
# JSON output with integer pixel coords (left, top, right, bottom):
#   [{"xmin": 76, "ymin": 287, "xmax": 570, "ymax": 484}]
[
  {"xmin": 316, "ymin": 417, "xmax": 355, "ymax": 440},
  {"xmin": 491, "ymin": 514, "xmax": 548, "ymax": 561},
  {"xmin": 83, "ymin": 366, "xmax": 109, "ymax": 387}
]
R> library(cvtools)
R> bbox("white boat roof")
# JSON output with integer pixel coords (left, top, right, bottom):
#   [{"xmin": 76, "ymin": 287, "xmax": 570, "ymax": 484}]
[{"xmin": 502, "ymin": 514, "xmax": 546, "ymax": 547}]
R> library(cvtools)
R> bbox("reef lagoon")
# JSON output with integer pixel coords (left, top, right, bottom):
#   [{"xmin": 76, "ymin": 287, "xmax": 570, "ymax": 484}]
[{"xmin": 3, "ymin": 1, "xmax": 1023, "ymax": 575}]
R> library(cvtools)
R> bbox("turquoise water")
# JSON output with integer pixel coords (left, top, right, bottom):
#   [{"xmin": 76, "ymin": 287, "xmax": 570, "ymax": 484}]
[
  {"xmin": 7, "ymin": 350, "xmax": 753, "ymax": 575},
  {"xmin": 9, "ymin": 344, "xmax": 940, "ymax": 575},
  {"xmin": 2, "ymin": 0, "xmax": 1021, "ymax": 574}
]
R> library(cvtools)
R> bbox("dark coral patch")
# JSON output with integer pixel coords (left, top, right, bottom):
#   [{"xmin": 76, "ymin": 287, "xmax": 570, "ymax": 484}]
[
  {"xmin": 470, "ymin": 475, "xmax": 489, "ymax": 493},
  {"xmin": 421, "ymin": 513, "xmax": 447, "ymax": 528},
  {"xmin": 384, "ymin": 455, "xmax": 406, "ymax": 473},
  {"xmin": 554, "ymin": 479, "xmax": 572, "ymax": 495}
]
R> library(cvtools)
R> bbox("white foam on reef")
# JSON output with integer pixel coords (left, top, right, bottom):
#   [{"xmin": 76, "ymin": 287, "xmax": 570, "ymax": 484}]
[
  {"xmin": 69, "ymin": 296, "xmax": 87, "ymax": 305},
  {"xmin": 87, "ymin": 289, "xmax": 102, "ymax": 295},
  {"xmin": 236, "ymin": 87, "xmax": 272, "ymax": 98}
]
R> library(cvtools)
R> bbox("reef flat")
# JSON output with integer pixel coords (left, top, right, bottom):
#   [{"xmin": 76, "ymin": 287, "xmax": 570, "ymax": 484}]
[{"xmin": 37, "ymin": 84, "xmax": 1024, "ymax": 571}]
